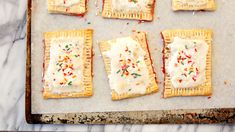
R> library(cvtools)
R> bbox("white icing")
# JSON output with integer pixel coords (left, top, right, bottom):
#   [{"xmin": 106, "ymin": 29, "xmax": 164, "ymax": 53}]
[
  {"xmin": 44, "ymin": 37, "xmax": 84, "ymax": 93},
  {"xmin": 54, "ymin": 0, "xmax": 81, "ymax": 7},
  {"xmin": 111, "ymin": 0, "xmax": 149, "ymax": 11},
  {"xmin": 176, "ymin": 0, "xmax": 207, "ymax": 6},
  {"xmin": 104, "ymin": 37, "xmax": 151, "ymax": 94},
  {"xmin": 167, "ymin": 37, "xmax": 208, "ymax": 88}
]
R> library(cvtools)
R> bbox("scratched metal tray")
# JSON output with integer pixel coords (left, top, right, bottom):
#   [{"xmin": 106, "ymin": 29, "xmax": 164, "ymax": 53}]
[{"xmin": 25, "ymin": 0, "xmax": 235, "ymax": 124}]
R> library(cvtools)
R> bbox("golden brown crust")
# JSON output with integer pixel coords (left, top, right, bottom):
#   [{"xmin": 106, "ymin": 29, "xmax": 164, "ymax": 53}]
[
  {"xmin": 102, "ymin": 0, "xmax": 156, "ymax": 21},
  {"xmin": 161, "ymin": 29, "xmax": 212, "ymax": 98},
  {"xmin": 47, "ymin": 0, "xmax": 87, "ymax": 16},
  {"xmin": 172, "ymin": 0, "xmax": 216, "ymax": 11},
  {"xmin": 99, "ymin": 32, "xmax": 158, "ymax": 100},
  {"xmin": 43, "ymin": 29, "xmax": 93, "ymax": 99}
]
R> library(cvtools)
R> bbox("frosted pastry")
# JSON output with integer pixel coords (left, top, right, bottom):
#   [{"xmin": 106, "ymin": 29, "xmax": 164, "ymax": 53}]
[
  {"xmin": 161, "ymin": 29, "xmax": 212, "ymax": 98},
  {"xmin": 47, "ymin": 0, "xmax": 87, "ymax": 16},
  {"xmin": 172, "ymin": 0, "xmax": 216, "ymax": 11},
  {"xmin": 102, "ymin": 0, "xmax": 156, "ymax": 21},
  {"xmin": 99, "ymin": 32, "xmax": 158, "ymax": 100},
  {"xmin": 43, "ymin": 29, "xmax": 93, "ymax": 99}
]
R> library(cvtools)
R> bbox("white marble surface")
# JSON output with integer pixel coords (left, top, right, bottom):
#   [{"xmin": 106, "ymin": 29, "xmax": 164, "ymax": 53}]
[{"xmin": 0, "ymin": 0, "xmax": 235, "ymax": 131}]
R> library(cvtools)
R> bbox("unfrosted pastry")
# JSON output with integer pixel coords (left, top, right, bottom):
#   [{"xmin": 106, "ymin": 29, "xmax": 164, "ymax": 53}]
[
  {"xmin": 161, "ymin": 29, "xmax": 212, "ymax": 98},
  {"xmin": 43, "ymin": 29, "xmax": 93, "ymax": 99},
  {"xmin": 172, "ymin": 0, "xmax": 216, "ymax": 11},
  {"xmin": 102, "ymin": 0, "xmax": 156, "ymax": 21},
  {"xmin": 47, "ymin": 0, "xmax": 87, "ymax": 16},
  {"xmin": 99, "ymin": 32, "xmax": 158, "ymax": 100}
]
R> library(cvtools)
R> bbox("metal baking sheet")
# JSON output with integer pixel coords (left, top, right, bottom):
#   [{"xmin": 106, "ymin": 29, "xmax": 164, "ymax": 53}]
[{"xmin": 26, "ymin": 0, "xmax": 235, "ymax": 124}]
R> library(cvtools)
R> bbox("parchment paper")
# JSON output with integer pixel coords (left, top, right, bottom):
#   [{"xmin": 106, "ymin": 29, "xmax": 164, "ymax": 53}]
[{"xmin": 31, "ymin": 0, "xmax": 235, "ymax": 114}]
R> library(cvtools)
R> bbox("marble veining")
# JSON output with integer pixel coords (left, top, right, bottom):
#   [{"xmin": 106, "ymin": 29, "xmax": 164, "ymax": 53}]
[{"xmin": 0, "ymin": 0, "xmax": 235, "ymax": 131}]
